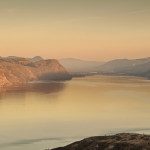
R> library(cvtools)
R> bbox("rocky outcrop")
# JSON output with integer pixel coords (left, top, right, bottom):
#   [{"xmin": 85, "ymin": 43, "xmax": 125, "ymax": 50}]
[
  {"xmin": 0, "ymin": 58, "xmax": 71, "ymax": 87},
  {"xmin": 51, "ymin": 133, "xmax": 150, "ymax": 150}
]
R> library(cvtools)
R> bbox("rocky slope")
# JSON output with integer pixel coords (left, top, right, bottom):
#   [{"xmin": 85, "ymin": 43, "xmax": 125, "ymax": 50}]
[
  {"xmin": 51, "ymin": 133, "xmax": 150, "ymax": 150},
  {"xmin": 0, "ymin": 57, "xmax": 71, "ymax": 87}
]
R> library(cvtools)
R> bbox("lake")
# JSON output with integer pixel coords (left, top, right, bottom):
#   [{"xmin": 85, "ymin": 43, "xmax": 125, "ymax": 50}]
[{"xmin": 1, "ymin": 75, "xmax": 150, "ymax": 150}]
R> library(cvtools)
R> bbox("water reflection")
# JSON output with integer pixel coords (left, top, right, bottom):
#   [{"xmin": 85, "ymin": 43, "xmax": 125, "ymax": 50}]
[
  {"xmin": 0, "ymin": 76, "xmax": 150, "ymax": 150},
  {"xmin": 0, "ymin": 82, "xmax": 66, "ymax": 100}
]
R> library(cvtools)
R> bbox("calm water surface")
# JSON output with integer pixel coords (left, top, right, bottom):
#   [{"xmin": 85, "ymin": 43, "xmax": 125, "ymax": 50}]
[{"xmin": 0, "ymin": 75, "xmax": 150, "ymax": 150}]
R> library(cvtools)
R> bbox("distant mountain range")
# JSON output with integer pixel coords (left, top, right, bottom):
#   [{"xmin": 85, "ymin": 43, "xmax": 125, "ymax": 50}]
[
  {"xmin": 3, "ymin": 56, "xmax": 150, "ymax": 80},
  {"xmin": 58, "ymin": 57, "xmax": 150, "ymax": 79},
  {"xmin": 58, "ymin": 58, "xmax": 104, "ymax": 73},
  {"xmin": 6, "ymin": 57, "xmax": 104, "ymax": 73},
  {"xmin": 96, "ymin": 57, "xmax": 150, "ymax": 78}
]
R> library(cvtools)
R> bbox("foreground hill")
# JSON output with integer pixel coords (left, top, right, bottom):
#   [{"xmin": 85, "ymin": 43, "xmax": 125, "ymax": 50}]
[
  {"xmin": 0, "ymin": 58, "xmax": 71, "ymax": 87},
  {"xmin": 52, "ymin": 133, "xmax": 150, "ymax": 150},
  {"xmin": 58, "ymin": 58, "xmax": 104, "ymax": 73}
]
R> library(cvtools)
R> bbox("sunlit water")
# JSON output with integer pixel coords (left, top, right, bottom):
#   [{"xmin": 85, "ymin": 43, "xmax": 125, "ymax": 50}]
[{"xmin": 1, "ymin": 75, "xmax": 150, "ymax": 150}]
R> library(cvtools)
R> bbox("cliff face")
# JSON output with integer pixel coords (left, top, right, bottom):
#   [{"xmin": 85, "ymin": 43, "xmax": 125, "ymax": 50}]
[
  {"xmin": 52, "ymin": 133, "xmax": 150, "ymax": 150},
  {"xmin": 0, "ymin": 58, "xmax": 71, "ymax": 87}
]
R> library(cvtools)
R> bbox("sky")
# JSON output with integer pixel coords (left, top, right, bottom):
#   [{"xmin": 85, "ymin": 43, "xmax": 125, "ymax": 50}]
[{"xmin": 0, "ymin": 0, "xmax": 150, "ymax": 61}]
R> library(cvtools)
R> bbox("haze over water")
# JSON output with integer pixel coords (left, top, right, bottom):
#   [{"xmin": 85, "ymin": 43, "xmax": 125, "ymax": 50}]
[{"xmin": 1, "ymin": 75, "xmax": 150, "ymax": 150}]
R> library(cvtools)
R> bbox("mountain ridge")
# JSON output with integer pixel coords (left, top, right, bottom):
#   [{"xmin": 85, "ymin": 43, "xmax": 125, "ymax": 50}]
[{"xmin": 95, "ymin": 57, "xmax": 150, "ymax": 78}]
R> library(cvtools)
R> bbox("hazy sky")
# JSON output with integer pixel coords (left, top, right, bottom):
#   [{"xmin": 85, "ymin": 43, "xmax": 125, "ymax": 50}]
[{"xmin": 0, "ymin": 0, "xmax": 150, "ymax": 61}]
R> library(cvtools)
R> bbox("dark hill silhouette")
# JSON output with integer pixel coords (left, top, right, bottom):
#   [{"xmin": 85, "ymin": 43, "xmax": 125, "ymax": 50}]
[{"xmin": 52, "ymin": 133, "xmax": 150, "ymax": 150}]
